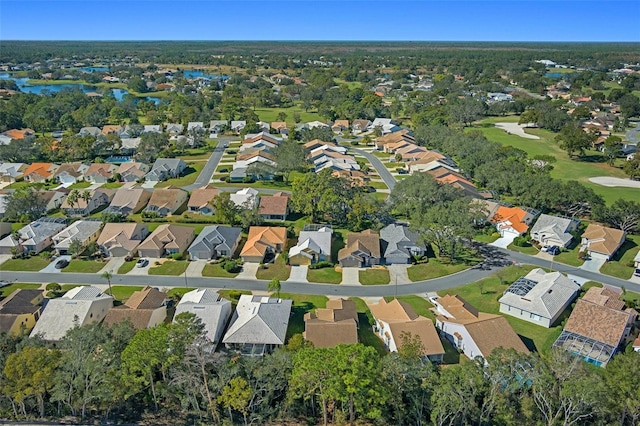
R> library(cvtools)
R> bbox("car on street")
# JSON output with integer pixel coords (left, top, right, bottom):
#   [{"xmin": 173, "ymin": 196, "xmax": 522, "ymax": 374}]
[
  {"xmin": 55, "ymin": 259, "xmax": 69, "ymax": 269},
  {"xmin": 136, "ymin": 258, "xmax": 149, "ymax": 268},
  {"xmin": 548, "ymin": 246, "xmax": 560, "ymax": 256},
  {"xmin": 634, "ymin": 268, "xmax": 640, "ymax": 277},
  {"xmin": 0, "ymin": 280, "xmax": 10, "ymax": 288}
]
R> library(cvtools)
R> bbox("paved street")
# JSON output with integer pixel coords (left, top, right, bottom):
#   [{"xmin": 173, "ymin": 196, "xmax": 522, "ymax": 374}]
[
  {"xmin": 3, "ymin": 247, "xmax": 639, "ymax": 297},
  {"xmin": 182, "ymin": 138, "xmax": 230, "ymax": 192},
  {"xmin": 351, "ymin": 147, "xmax": 397, "ymax": 191}
]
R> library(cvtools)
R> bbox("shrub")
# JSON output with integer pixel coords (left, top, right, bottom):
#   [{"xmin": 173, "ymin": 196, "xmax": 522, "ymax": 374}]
[
  {"xmin": 219, "ymin": 258, "xmax": 241, "ymax": 273},
  {"xmin": 310, "ymin": 261, "xmax": 334, "ymax": 270},
  {"xmin": 513, "ymin": 236, "xmax": 529, "ymax": 247},
  {"xmin": 46, "ymin": 282, "xmax": 61, "ymax": 292},
  {"xmin": 171, "ymin": 253, "xmax": 184, "ymax": 261},
  {"xmin": 224, "ymin": 176, "xmax": 230, "ymax": 183},
  {"xmin": 219, "ymin": 168, "xmax": 229, "ymax": 173},
  {"xmin": 242, "ymin": 176, "xmax": 255, "ymax": 183},
  {"xmin": 350, "ymin": 140, "xmax": 359, "ymax": 145},
  {"xmin": 228, "ymin": 290, "xmax": 243, "ymax": 300}
]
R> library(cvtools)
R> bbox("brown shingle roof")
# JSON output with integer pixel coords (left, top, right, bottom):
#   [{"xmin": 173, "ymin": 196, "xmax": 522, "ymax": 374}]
[
  {"xmin": 188, "ymin": 186, "xmax": 218, "ymax": 209},
  {"xmin": 581, "ymin": 285, "xmax": 626, "ymax": 311},
  {"xmin": 147, "ymin": 187, "xmax": 188, "ymax": 210},
  {"xmin": 258, "ymin": 193, "xmax": 289, "ymax": 216},
  {"xmin": 85, "ymin": 163, "xmax": 115, "ymax": 178},
  {"xmin": 582, "ymin": 224, "xmax": 626, "ymax": 256},
  {"xmin": 338, "ymin": 229, "xmax": 381, "ymax": 261},
  {"xmin": 241, "ymin": 226, "xmax": 287, "ymax": 257},
  {"xmin": 464, "ymin": 316, "xmax": 530, "ymax": 356},
  {"xmin": 304, "ymin": 298, "xmax": 358, "ymax": 348},
  {"xmin": 369, "ymin": 298, "xmax": 418, "ymax": 321}
]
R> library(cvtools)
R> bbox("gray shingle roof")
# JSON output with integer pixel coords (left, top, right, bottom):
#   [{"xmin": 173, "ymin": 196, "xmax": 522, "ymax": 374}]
[
  {"xmin": 222, "ymin": 295, "xmax": 292, "ymax": 345},
  {"xmin": 529, "ymin": 214, "xmax": 579, "ymax": 246},
  {"xmin": 380, "ymin": 223, "xmax": 425, "ymax": 259}
]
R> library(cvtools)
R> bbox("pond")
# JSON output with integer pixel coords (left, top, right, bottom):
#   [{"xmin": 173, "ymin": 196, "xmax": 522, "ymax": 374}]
[
  {"xmin": 183, "ymin": 70, "xmax": 228, "ymax": 80},
  {"xmin": 0, "ymin": 74, "xmax": 160, "ymax": 104},
  {"xmin": 79, "ymin": 66, "xmax": 109, "ymax": 73}
]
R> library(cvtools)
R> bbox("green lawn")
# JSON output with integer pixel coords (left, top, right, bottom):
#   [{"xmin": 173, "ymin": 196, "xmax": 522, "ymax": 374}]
[
  {"xmin": 202, "ymin": 263, "xmax": 240, "ymax": 278},
  {"xmin": 554, "ymin": 244, "xmax": 585, "ymax": 267},
  {"xmin": 359, "ymin": 269, "xmax": 390, "ymax": 285},
  {"xmin": 474, "ymin": 233, "xmax": 500, "ymax": 244},
  {"xmin": 0, "ymin": 283, "xmax": 41, "ymax": 297},
  {"xmin": 278, "ymin": 293, "xmax": 328, "ymax": 340},
  {"xmin": 62, "ymin": 259, "xmax": 106, "ymax": 273},
  {"xmin": 68, "ymin": 181, "xmax": 92, "ymax": 189},
  {"xmin": 407, "ymin": 257, "xmax": 478, "ymax": 282},
  {"xmin": 101, "ymin": 182, "xmax": 124, "ymax": 189},
  {"xmin": 507, "ymin": 242, "xmax": 539, "ymax": 255},
  {"xmin": 350, "ymin": 297, "xmax": 387, "ymax": 355},
  {"xmin": 253, "ymin": 105, "xmax": 323, "ymax": 128},
  {"xmin": 7, "ymin": 181, "xmax": 57, "ymax": 190},
  {"xmin": 156, "ymin": 162, "xmax": 204, "ymax": 188},
  {"xmin": 108, "ymin": 285, "xmax": 144, "ymax": 302},
  {"xmin": 476, "ymin": 118, "xmax": 640, "ymax": 205},
  {"xmin": 436, "ymin": 264, "xmax": 564, "ymax": 353},
  {"xmin": 600, "ymin": 235, "xmax": 640, "ymax": 279},
  {"xmin": 255, "ymin": 256, "xmax": 291, "ymax": 281},
  {"xmin": 0, "ymin": 257, "xmax": 51, "ymax": 271},
  {"xmin": 367, "ymin": 180, "xmax": 388, "ymax": 189},
  {"xmin": 148, "ymin": 260, "xmax": 188, "ymax": 276},
  {"xmin": 117, "ymin": 260, "xmax": 137, "ymax": 274},
  {"xmin": 307, "ymin": 267, "xmax": 342, "ymax": 284}
]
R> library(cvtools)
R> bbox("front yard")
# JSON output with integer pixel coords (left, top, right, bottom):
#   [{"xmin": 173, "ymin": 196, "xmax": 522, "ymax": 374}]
[
  {"xmin": 0, "ymin": 257, "xmax": 51, "ymax": 271},
  {"xmin": 109, "ymin": 285, "xmax": 144, "ymax": 302},
  {"xmin": 0, "ymin": 283, "xmax": 41, "ymax": 297},
  {"xmin": 202, "ymin": 262, "xmax": 240, "ymax": 278},
  {"xmin": 255, "ymin": 256, "xmax": 291, "ymax": 281},
  {"xmin": 62, "ymin": 259, "xmax": 106, "ymax": 273},
  {"xmin": 148, "ymin": 260, "xmax": 188, "ymax": 276},
  {"xmin": 156, "ymin": 162, "xmax": 204, "ymax": 188},
  {"xmin": 600, "ymin": 235, "xmax": 640, "ymax": 279},
  {"xmin": 307, "ymin": 267, "xmax": 342, "ymax": 284},
  {"xmin": 407, "ymin": 257, "xmax": 478, "ymax": 282},
  {"xmin": 359, "ymin": 268, "xmax": 390, "ymax": 285},
  {"xmin": 117, "ymin": 260, "xmax": 137, "ymax": 274}
]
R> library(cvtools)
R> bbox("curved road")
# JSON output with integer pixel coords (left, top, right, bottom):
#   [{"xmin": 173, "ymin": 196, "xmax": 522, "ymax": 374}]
[
  {"xmin": 351, "ymin": 147, "xmax": 396, "ymax": 191},
  {"xmin": 2, "ymin": 247, "xmax": 638, "ymax": 297},
  {"xmin": 182, "ymin": 138, "xmax": 229, "ymax": 192}
]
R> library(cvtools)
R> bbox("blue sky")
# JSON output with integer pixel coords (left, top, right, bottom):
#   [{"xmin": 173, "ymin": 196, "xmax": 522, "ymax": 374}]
[{"xmin": 1, "ymin": 1, "xmax": 639, "ymax": 42}]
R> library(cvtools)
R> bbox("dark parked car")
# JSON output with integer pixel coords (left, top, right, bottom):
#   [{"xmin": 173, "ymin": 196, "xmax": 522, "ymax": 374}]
[
  {"xmin": 55, "ymin": 259, "xmax": 69, "ymax": 269},
  {"xmin": 634, "ymin": 268, "xmax": 640, "ymax": 277},
  {"xmin": 548, "ymin": 246, "xmax": 560, "ymax": 256}
]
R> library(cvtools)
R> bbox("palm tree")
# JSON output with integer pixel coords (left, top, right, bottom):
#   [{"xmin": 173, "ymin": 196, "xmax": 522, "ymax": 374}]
[
  {"xmin": 67, "ymin": 190, "xmax": 79, "ymax": 210},
  {"xmin": 267, "ymin": 278, "xmax": 281, "ymax": 299},
  {"xmin": 101, "ymin": 271, "xmax": 113, "ymax": 296}
]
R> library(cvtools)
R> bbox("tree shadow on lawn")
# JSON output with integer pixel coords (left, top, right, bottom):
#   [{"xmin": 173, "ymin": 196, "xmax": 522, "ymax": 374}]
[
  {"xmin": 576, "ymin": 154, "xmax": 606, "ymax": 163},
  {"xmin": 608, "ymin": 239, "xmax": 638, "ymax": 263},
  {"xmin": 286, "ymin": 302, "xmax": 316, "ymax": 340},
  {"xmin": 519, "ymin": 335, "xmax": 537, "ymax": 353}
]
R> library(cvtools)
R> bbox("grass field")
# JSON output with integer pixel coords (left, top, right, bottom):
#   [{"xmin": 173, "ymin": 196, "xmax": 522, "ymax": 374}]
[
  {"xmin": 475, "ymin": 118, "xmax": 640, "ymax": 205},
  {"xmin": 253, "ymin": 105, "xmax": 323, "ymax": 128},
  {"xmin": 148, "ymin": 260, "xmax": 188, "ymax": 276},
  {"xmin": 255, "ymin": 256, "xmax": 291, "ymax": 281},
  {"xmin": 407, "ymin": 257, "xmax": 478, "ymax": 282},
  {"xmin": 62, "ymin": 260, "xmax": 106, "ymax": 273},
  {"xmin": 202, "ymin": 263, "xmax": 240, "ymax": 278},
  {"xmin": 0, "ymin": 257, "xmax": 51, "ymax": 271},
  {"xmin": 359, "ymin": 269, "xmax": 390, "ymax": 285},
  {"xmin": 0, "ymin": 283, "xmax": 41, "ymax": 297},
  {"xmin": 156, "ymin": 162, "xmax": 204, "ymax": 188},
  {"xmin": 437, "ymin": 264, "xmax": 566, "ymax": 353},
  {"xmin": 600, "ymin": 234, "xmax": 640, "ymax": 279},
  {"xmin": 108, "ymin": 285, "xmax": 144, "ymax": 302},
  {"xmin": 307, "ymin": 267, "xmax": 342, "ymax": 284},
  {"xmin": 117, "ymin": 261, "xmax": 137, "ymax": 275}
]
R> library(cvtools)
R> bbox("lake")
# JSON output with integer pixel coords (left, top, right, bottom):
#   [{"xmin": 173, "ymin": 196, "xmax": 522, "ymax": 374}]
[
  {"xmin": 0, "ymin": 74, "xmax": 160, "ymax": 104},
  {"xmin": 183, "ymin": 70, "xmax": 228, "ymax": 80}
]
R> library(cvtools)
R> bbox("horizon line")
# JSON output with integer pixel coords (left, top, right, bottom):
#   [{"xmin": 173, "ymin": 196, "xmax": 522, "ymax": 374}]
[{"xmin": 2, "ymin": 40, "xmax": 640, "ymax": 44}]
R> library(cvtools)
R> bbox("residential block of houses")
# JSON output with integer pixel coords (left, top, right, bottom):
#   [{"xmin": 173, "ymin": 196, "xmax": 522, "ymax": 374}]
[
  {"xmin": 97, "ymin": 223, "xmax": 150, "ymax": 257},
  {"xmin": 137, "ymin": 224, "xmax": 195, "ymax": 258}
]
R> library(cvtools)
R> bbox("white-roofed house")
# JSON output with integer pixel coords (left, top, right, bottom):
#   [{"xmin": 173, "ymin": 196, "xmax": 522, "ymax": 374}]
[
  {"xmin": 52, "ymin": 220, "xmax": 103, "ymax": 255},
  {"xmin": 230, "ymin": 187, "xmax": 259, "ymax": 209},
  {"xmin": 222, "ymin": 294, "xmax": 292, "ymax": 356},
  {"xmin": 175, "ymin": 289, "xmax": 232, "ymax": 347},
  {"xmin": 529, "ymin": 214, "xmax": 580, "ymax": 248},
  {"xmin": 499, "ymin": 268, "xmax": 580, "ymax": 328},
  {"xmin": 288, "ymin": 225, "xmax": 333, "ymax": 266},
  {"xmin": 145, "ymin": 158, "xmax": 187, "ymax": 182},
  {"xmin": 29, "ymin": 286, "xmax": 113, "ymax": 341}
]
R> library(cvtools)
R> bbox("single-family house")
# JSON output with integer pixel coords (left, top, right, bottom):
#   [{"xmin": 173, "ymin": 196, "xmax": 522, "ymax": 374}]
[
  {"xmin": 0, "ymin": 222, "xmax": 12, "ymax": 238},
  {"xmin": 256, "ymin": 121, "xmax": 271, "ymax": 133},
  {"xmin": 187, "ymin": 225, "xmax": 242, "ymax": 260},
  {"xmin": 230, "ymin": 187, "xmax": 259, "ymax": 209},
  {"xmin": 230, "ymin": 121, "xmax": 246, "ymax": 133},
  {"xmin": 61, "ymin": 188, "xmax": 115, "ymax": 217},
  {"xmin": 222, "ymin": 294, "xmax": 292, "ymax": 356},
  {"xmin": 209, "ymin": 120, "xmax": 227, "ymax": 136},
  {"xmin": 370, "ymin": 117, "xmax": 400, "ymax": 134},
  {"xmin": 0, "ymin": 289, "xmax": 44, "ymax": 336},
  {"xmin": 84, "ymin": 163, "xmax": 117, "ymax": 184},
  {"xmin": 143, "ymin": 125, "xmax": 162, "ymax": 134},
  {"xmin": 119, "ymin": 137, "xmax": 141, "ymax": 153},
  {"xmin": 187, "ymin": 185, "xmax": 218, "ymax": 215},
  {"xmin": 145, "ymin": 158, "xmax": 187, "ymax": 182},
  {"xmin": 40, "ymin": 190, "xmax": 68, "ymax": 212},
  {"xmin": 97, "ymin": 222, "xmax": 149, "ymax": 257},
  {"xmin": 78, "ymin": 126, "xmax": 101, "ymax": 137},
  {"xmin": 304, "ymin": 298, "xmax": 358, "ymax": 348},
  {"xmin": 52, "ymin": 220, "xmax": 102, "ymax": 255},
  {"xmin": 490, "ymin": 206, "xmax": 537, "ymax": 237},
  {"xmin": 580, "ymin": 224, "xmax": 626, "ymax": 261},
  {"xmin": 270, "ymin": 121, "xmax": 288, "ymax": 135},
  {"xmin": 0, "ymin": 217, "xmax": 67, "ymax": 255},
  {"xmin": 553, "ymin": 286, "xmax": 637, "ymax": 366},
  {"xmin": 144, "ymin": 186, "xmax": 189, "ymax": 217},
  {"xmin": 240, "ymin": 132, "xmax": 281, "ymax": 152},
  {"xmin": 351, "ymin": 119, "xmax": 372, "ymax": 134},
  {"xmin": 338, "ymin": 229, "xmax": 381, "ymax": 268},
  {"xmin": 434, "ymin": 295, "xmax": 529, "ymax": 362},
  {"xmin": 101, "ymin": 125, "xmax": 123, "ymax": 136},
  {"xmin": 137, "ymin": 224, "xmax": 195, "ymax": 258},
  {"xmin": 105, "ymin": 184, "xmax": 151, "ymax": 217},
  {"xmin": 240, "ymin": 226, "xmax": 287, "ymax": 263},
  {"xmin": 529, "ymin": 214, "xmax": 580, "ymax": 248},
  {"xmin": 289, "ymin": 225, "xmax": 333, "ymax": 266},
  {"xmin": 258, "ymin": 192, "xmax": 289, "ymax": 221},
  {"xmin": 331, "ymin": 119, "xmax": 350, "ymax": 133},
  {"xmin": 23, "ymin": 163, "xmax": 58, "ymax": 183},
  {"xmin": 53, "ymin": 162, "xmax": 86, "ymax": 185},
  {"xmin": 175, "ymin": 289, "xmax": 232, "ymax": 347},
  {"xmin": 234, "ymin": 150, "xmax": 277, "ymax": 170},
  {"xmin": 165, "ymin": 123, "xmax": 183, "ymax": 135},
  {"xmin": 187, "ymin": 122, "xmax": 205, "ymax": 133},
  {"xmin": 29, "ymin": 286, "xmax": 113, "ymax": 341},
  {"xmin": 370, "ymin": 298, "xmax": 445, "ymax": 362},
  {"xmin": 0, "ymin": 162, "xmax": 27, "ymax": 183},
  {"xmin": 304, "ymin": 139, "xmax": 346, "ymax": 154},
  {"xmin": 103, "ymin": 286, "xmax": 167, "ymax": 330},
  {"xmin": 298, "ymin": 120, "xmax": 329, "ymax": 130},
  {"xmin": 117, "ymin": 162, "xmax": 149, "ymax": 182},
  {"xmin": 380, "ymin": 224, "xmax": 425, "ymax": 264},
  {"xmin": 499, "ymin": 268, "xmax": 580, "ymax": 328},
  {"xmin": 0, "ymin": 128, "xmax": 34, "ymax": 145}
]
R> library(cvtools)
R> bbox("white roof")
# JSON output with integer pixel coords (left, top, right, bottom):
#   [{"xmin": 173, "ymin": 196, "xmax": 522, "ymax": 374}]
[
  {"xmin": 289, "ymin": 228, "xmax": 333, "ymax": 258},
  {"xmin": 498, "ymin": 268, "xmax": 580, "ymax": 319},
  {"xmin": 53, "ymin": 220, "xmax": 102, "ymax": 250},
  {"xmin": 175, "ymin": 289, "xmax": 232, "ymax": 343},
  {"xmin": 222, "ymin": 295, "xmax": 292, "ymax": 345},
  {"xmin": 230, "ymin": 188, "xmax": 259, "ymax": 208}
]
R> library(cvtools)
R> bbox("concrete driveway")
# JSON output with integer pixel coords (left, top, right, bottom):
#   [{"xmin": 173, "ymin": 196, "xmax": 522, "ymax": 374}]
[
  {"xmin": 580, "ymin": 255, "xmax": 608, "ymax": 273},
  {"xmin": 40, "ymin": 255, "xmax": 71, "ymax": 273},
  {"xmin": 141, "ymin": 180, "xmax": 158, "ymax": 189},
  {"xmin": 489, "ymin": 233, "xmax": 517, "ymax": 249},
  {"xmin": 97, "ymin": 257, "xmax": 126, "ymax": 275},
  {"xmin": 185, "ymin": 260, "xmax": 207, "ymax": 277},
  {"xmin": 287, "ymin": 265, "xmax": 309, "ymax": 282},
  {"xmin": 341, "ymin": 267, "xmax": 361, "ymax": 286},
  {"xmin": 126, "ymin": 259, "xmax": 155, "ymax": 275},
  {"xmin": 387, "ymin": 264, "xmax": 410, "ymax": 284},
  {"xmin": 236, "ymin": 262, "xmax": 260, "ymax": 279}
]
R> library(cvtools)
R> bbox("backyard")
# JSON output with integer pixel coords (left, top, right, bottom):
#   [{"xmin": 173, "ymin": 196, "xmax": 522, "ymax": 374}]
[{"xmin": 599, "ymin": 235, "xmax": 640, "ymax": 279}]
